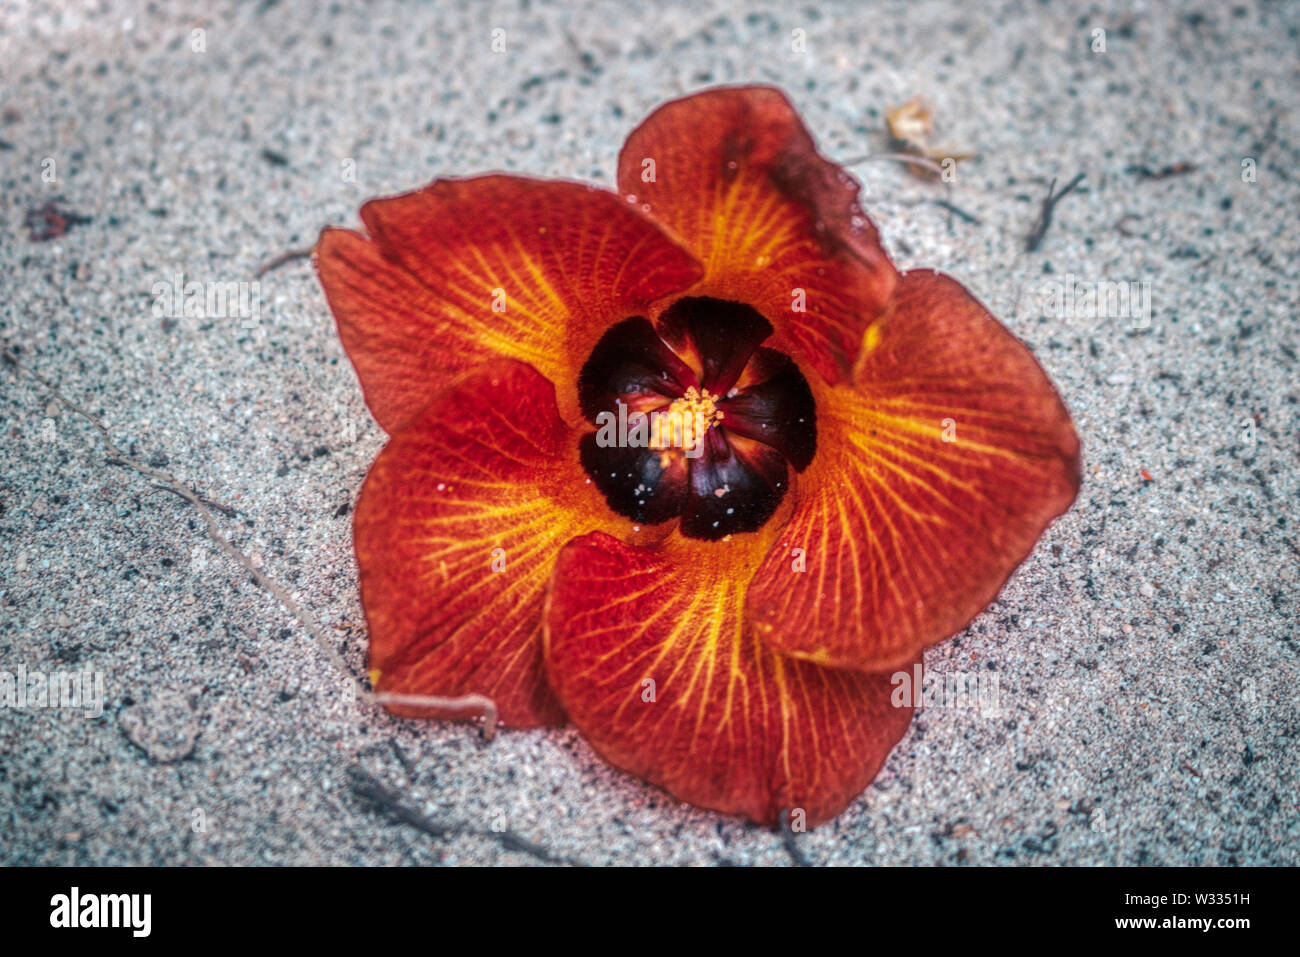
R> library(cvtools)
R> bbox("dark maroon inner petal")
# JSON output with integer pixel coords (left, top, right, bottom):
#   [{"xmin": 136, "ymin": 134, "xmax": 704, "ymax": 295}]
[
  {"xmin": 579, "ymin": 431, "xmax": 687, "ymax": 527},
  {"xmin": 657, "ymin": 296, "xmax": 773, "ymax": 395},
  {"xmin": 716, "ymin": 348, "xmax": 817, "ymax": 471},
  {"xmin": 577, "ymin": 316, "xmax": 696, "ymax": 423},
  {"xmin": 577, "ymin": 297, "xmax": 817, "ymax": 540},
  {"xmin": 681, "ymin": 430, "xmax": 789, "ymax": 540}
]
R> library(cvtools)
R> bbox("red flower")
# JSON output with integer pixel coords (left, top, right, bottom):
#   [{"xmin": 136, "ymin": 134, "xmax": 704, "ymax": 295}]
[{"xmin": 315, "ymin": 86, "xmax": 1080, "ymax": 828}]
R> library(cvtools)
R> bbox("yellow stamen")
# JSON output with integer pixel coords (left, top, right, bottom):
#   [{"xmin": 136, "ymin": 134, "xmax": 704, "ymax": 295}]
[{"xmin": 649, "ymin": 386, "xmax": 723, "ymax": 452}]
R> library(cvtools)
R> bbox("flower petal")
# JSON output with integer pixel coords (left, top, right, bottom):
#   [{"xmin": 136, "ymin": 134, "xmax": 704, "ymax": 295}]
[
  {"xmin": 577, "ymin": 316, "xmax": 694, "ymax": 421},
  {"xmin": 682, "ymin": 431, "xmax": 790, "ymax": 540},
  {"xmin": 316, "ymin": 175, "xmax": 703, "ymax": 433},
  {"xmin": 355, "ymin": 359, "xmax": 646, "ymax": 728},
  {"xmin": 746, "ymin": 270, "xmax": 1081, "ymax": 672},
  {"xmin": 656, "ymin": 296, "xmax": 773, "ymax": 395},
  {"xmin": 721, "ymin": 347, "xmax": 818, "ymax": 470},
  {"xmin": 617, "ymin": 86, "xmax": 898, "ymax": 384},
  {"xmin": 543, "ymin": 530, "xmax": 917, "ymax": 827},
  {"xmin": 578, "ymin": 432, "xmax": 689, "ymax": 528}
]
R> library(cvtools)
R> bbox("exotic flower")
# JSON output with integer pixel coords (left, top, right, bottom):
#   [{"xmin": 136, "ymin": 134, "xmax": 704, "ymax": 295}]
[{"xmin": 315, "ymin": 86, "xmax": 1079, "ymax": 828}]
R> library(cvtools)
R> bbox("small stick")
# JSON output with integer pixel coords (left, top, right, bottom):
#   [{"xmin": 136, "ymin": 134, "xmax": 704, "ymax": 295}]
[
  {"xmin": 142, "ymin": 478, "xmax": 241, "ymax": 517},
  {"xmin": 932, "ymin": 199, "xmax": 981, "ymax": 225},
  {"xmin": 373, "ymin": 692, "xmax": 498, "ymax": 741},
  {"xmin": 1125, "ymin": 162, "xmax": 1195, "ymax": 181},
  {"xmin": 255, "ymin": 246, "xmax": 314, "ymax": 277},
  {"xmin": 389, "ymin": 739, "xmax": 417, "ymax": 780},
  {"xmin": 840, "ymin": 152, "xmax": 949, "ymax": 179},
  {"xmin": 349, "ymin": 766, "xmax": 454, "ymax": 838},
  {"xmin": 349, "ymin": 766, "xmax": 578, "ymax": 864},
  {"xmin": 1025, "ymin": 172, "xmax": 1085, "ymax": 253},
  {"xmin": 1115, "ymin": 213, "xmax": 1141, "ymax": 237}
]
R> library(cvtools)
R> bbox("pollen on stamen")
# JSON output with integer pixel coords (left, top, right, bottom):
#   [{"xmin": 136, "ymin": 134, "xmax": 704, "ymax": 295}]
[{"xmin": 649, "ymin": 386, "xmax": 724, "ymax": 455}]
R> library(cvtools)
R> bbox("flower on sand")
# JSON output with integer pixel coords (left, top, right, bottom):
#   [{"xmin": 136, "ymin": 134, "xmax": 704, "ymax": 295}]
[{"xmin": 314, "ymin": 86, "xmax": 1080, "ymax": 828}]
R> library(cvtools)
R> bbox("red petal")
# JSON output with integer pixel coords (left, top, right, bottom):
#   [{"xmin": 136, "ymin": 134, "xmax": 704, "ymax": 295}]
[
  {"xmin": 544, "ymin": 531, "xmax": 917, "ymax": 827},
  {"xmin": 746, "ymin": 270, "xmax": 1081, "ymax": 672},
  {"xmin": 617, "ymin": 86, "xmax": 898, "ymax": 384},
  {"xmin": 316, "ymin": 175, "xmax": 702, "ymax": 433},
  {"xmin": 355, "ymin": 360, "xmax": 648, "ymax": 728}
]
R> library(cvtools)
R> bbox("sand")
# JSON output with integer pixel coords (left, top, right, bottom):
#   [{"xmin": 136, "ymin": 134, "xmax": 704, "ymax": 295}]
[{"xmin": 1, "ymin": 0, "xmax": 1296, "ymax": 865}]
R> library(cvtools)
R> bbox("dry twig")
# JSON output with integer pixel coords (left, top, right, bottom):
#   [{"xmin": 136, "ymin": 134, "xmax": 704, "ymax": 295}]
[
  {"xmin": 348, "ymin": 766, "xmax": 579, "ymax": 865},
  {"xmin": 255, "ymin": 246, "xmax": 314, "ymax": 277},
  {"xmin": 1025, "ymin": 173, "xmax": 1086, "ymax": 253}
]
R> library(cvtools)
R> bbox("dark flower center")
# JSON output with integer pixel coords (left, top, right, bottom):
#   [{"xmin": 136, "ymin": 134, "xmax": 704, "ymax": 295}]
[{"xmin": 577, "ymin": 297, "xmax": 817, "ymax": 540}]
